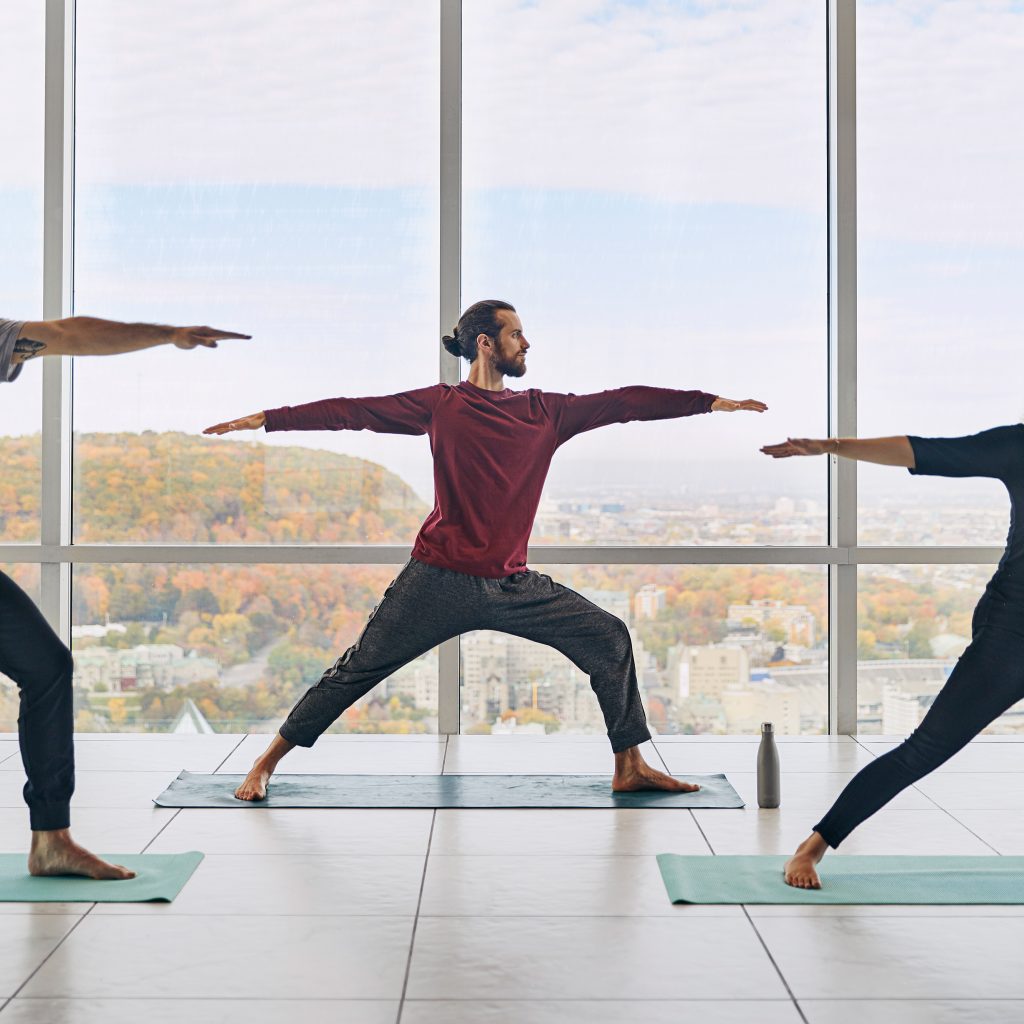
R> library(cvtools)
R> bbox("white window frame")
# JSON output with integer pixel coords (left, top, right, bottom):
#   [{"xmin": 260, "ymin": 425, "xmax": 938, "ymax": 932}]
[{"xmin": 5, "ymin": 0, "xmax": 999, "ymax": 736}]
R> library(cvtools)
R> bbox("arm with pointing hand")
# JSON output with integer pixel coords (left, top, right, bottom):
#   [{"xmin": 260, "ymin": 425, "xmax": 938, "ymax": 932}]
[
  {"xmin": 13, "ymin": 317, "xmax": 250, "ymax": 363},
  {"xmin": 760, "ymin": 435, "xmax": 915, "ymax": 467}
]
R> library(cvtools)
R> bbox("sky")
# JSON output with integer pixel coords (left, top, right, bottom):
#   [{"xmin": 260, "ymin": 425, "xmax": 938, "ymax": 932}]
[{"xmin": 1, "ymin": 0, "xmax": 1022, "ymax": 522}]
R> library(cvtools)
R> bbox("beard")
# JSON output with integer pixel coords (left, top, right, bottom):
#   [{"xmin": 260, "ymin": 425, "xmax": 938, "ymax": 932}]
[{"xmin": 492, "ymin": 350, "xmax": 527, "ymax": 377}]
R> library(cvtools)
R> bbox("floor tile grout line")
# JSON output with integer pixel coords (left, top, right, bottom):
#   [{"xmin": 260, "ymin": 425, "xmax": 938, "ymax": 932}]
[
  {"xmin": 1, "ymin": 736, "xmax": 239, "ymax": 1001},
  {"xmin": 139, "ymin": 734, "xmax": 242, "ymax": 852},
  {"xmin": 695, "ymin": 743, "xmax": 805, "ymax": 1023},
  {"xmin": 649, "ymin": 739, "xmax": 671, "ymax": 774},
  {"xmin": 740, "ymin": 907, "xmax": 809, "ymax": 1024},
  {"xmin": 916, "ymin": 796, "xmax": 1002, "ymax": 856},
  {"xmin": 0, "ymin": 995, "xmax": 891, "ymax": 1003},
  {"xmin": 690, "ymin": 809, "xmax": 717, "ymax": 855},
  {"xmin": 397, "ymin": 809, "xmax": 437, "ymax": 1024},
  {"xmin": 7, "ymin": 907, "xmax": 94, "ymax": 1002},
  {"xmin": 852, "ymin": 733, "xmax": 1004, "ymax": 855},
  {"xmin": 140, "ymin": 808, "xmax": 183, "ymax": 854},
  {"xmin": 211, "ymin": 734, "xmax": 252, "ymax": 775}
]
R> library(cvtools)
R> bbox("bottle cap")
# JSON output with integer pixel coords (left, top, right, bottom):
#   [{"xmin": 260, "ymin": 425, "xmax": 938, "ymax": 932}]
[{"xmin": 761, "ymin": 722, "xmax": 774, "ymax": 733}]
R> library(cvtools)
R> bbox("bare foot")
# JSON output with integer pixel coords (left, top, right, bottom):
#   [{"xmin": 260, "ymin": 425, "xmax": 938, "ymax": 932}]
[
  {"xmin": 234, "ymin": 764, "xmax": 273, "ymax": 801},
  {"xmin": 612, "ymin": 746, "xmax": 700, "ymax": 793},
  {"xmin": 233, "ymin": 733, "xmax": 295, "ymax": 802},
  {"xmin": 783, "ymin": 831, "xmax": 829, "ymax": 889},
  {"xmin": 28, "ymin": 829, "xmax": 135, "ymax": 880}
]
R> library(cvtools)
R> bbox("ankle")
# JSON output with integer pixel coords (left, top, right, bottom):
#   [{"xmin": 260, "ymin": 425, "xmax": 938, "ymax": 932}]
[
  {"xmin": 798, "ymin": 832, "xmax": 828, "ymax": 856},
  {"xmin": 31, "ymin": 827, "xmax": 70, "ymax": 847}
]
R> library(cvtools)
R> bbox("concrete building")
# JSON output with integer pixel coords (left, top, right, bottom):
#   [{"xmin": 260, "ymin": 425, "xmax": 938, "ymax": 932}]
[
  {"xmin": 633, "ymin": 584, "xmax": 666, "ymax": 621},
  {"xmin": 727, "ymin": 599, "xmax": 816, "ymax": 647},
  {"xmin": 687, "ymin": 644, "xmax": 750, "ymax": 701},
  {"xmin": 721, "ymin": 681, "xmax": 802, "ymax": 735}
]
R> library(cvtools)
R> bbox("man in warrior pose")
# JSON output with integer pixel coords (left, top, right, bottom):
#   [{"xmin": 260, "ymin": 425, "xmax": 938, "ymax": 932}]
[
  {"xmin": 206, "ymin": 300, "xmax": 766, "ymax": 799},
  {"xmin": 1, "ymin": 315, "xmax": 248, "ymax": 878}
]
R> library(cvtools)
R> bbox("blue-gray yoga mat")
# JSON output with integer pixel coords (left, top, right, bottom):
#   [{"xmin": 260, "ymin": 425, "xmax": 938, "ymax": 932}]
[
  {"xmin": 657, "ymin": 854, "xmax": 1024, "ymax": 904},
  {"xmin": 0, "ymin": 852, "xmax": 204, "ymax": 903},
  {"xmin": 155, "ymin": 771, "xmax": 745, "ymax": 809}
]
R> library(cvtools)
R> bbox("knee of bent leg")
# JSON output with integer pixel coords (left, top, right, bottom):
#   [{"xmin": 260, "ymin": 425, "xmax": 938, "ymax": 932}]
[
  {"xmin": 39, "ymin": 641, "xmax": 75, "ymax": 685},
  {"xmin": 600, "ymin": 615, "xmax": 633, "ymax": 656}
]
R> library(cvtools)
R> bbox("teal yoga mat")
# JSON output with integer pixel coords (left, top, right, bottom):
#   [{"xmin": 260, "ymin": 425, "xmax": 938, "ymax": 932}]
[
  {"xmin": 0, "ymin": 852, "xmax": 204, "ymax": 903},
  {"xmin": 155, "ymin": 771, "xmax": 745, "ymax": 809},
  {"xmin": 657, "ymin": 854, "xmax": 1024, "ymax": 904}
]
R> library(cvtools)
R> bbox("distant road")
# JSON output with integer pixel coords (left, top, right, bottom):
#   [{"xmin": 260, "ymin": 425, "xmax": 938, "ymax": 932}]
[{"xmin": 219, "ymin": 640, "xmax": 277, "ymax": 689}]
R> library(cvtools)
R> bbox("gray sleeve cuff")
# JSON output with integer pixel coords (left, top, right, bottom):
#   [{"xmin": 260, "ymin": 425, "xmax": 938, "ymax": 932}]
[{"xmin": 0, "ymin": 320, "xmax": 27, "ymax": 383}]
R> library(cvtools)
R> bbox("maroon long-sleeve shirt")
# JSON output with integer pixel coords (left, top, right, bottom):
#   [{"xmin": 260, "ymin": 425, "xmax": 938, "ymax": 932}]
[{"xmin": 264, "ymin": 381, "xmax": 717, "ymax": 578}]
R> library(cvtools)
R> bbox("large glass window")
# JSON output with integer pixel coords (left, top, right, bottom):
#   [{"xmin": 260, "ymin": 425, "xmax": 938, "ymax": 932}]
[
  {"xmin": 855, "ymin": 564, "xmax": 1017, "ymax": 735},
  {"xmin": 463, "ymin": 0, "xmax": 828, "ymax": 545},
  {"xmin": 71, "ymin": 563, "xmax": 438, "ymax": 734},
  {"xmin": 858, "ymin": 1, "xmax": 1024, "ymax": 544},
  {"xmin": 71, "ymin": 0, "xmax": 440, "ymax": 543},
  {"xmin": 0, "ymin": 2, "xmax": 44, "ymax": 543},
  {"xmin": 461, "ymin": 565, "xmax": 827, "ymax": 736}
]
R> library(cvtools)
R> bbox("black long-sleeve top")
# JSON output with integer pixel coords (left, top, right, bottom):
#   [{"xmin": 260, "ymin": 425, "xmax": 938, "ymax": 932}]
[{"xmin": 909, "ymin": 425, "xmax": 1024, "ymax": 624}]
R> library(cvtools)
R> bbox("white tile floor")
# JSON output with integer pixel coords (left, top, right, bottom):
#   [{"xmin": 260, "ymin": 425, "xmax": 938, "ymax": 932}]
[{"xmin": 0, "ymin": 733, "xmax": 1022, "ymax": 1022}]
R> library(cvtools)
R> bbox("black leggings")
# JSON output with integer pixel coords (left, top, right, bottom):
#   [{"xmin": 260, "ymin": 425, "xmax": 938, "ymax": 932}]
[
  {"xmin": 815, "ymin": 621, "xmax": 1024, "ymax": 847},
  {"xmin": 0, "ymin": 570, "xmax": 75, "ymax": 830}
]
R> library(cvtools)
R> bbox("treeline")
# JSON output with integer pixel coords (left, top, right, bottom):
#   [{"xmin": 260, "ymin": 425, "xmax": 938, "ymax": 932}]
[{"xmin": 0, "ymin": 431, "xmax": 427, "ymax": 543}]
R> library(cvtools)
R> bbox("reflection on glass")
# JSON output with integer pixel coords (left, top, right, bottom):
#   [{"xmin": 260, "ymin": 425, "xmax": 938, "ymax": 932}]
[
  {"xmin": 461, "ymin": 565, "xmax": 827, "ymax": 736},
  {"xmin": 855, "ymin": 564, "xmax": 1019, "ymax": 736},
  {"xmin": 858, "ymin": 2, "xmax": 1024, "ymax": 542},
  {"xmin": 72, "ymin": 0, "xmax": 440, "ymax": 542},
  {"xmin": 0, "ymin": 2, "xmax": 44, "ymax": 541},
  {"xmin": 70, "ymin": 563, "xmax": 438, "ymax": 734},
  {"xmin": 464, "ymin": 0, "xmax": 827, "ymax": 544}
]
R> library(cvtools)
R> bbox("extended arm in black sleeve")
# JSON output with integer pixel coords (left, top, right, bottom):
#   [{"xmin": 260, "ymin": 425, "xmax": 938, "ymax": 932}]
[{"xmin": 908, "ymin": 425, "xmax": 1024, "ymax": 483}]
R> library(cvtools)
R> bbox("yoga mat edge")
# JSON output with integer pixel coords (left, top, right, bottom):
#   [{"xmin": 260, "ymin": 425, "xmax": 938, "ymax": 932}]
[
  {"xmin": 657, "ymin": 853, "xmax": 1024, "ymax": 905},
  {"xmin": 155, "ymin": 770, "xmax": 745, "ymax": 809},
  {"xmin": 0, "ymin": 851, "xmax": 204, "ymax": 903}
]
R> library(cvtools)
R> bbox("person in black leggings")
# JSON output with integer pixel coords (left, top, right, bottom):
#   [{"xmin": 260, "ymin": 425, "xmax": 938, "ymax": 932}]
[
  {"xmin": 1, "ymin": 314, "xmax": 247, "ymax": 879},
  {"xmin": 762, "ymin": 425, "xmax": 1024, "ymax": 888}
]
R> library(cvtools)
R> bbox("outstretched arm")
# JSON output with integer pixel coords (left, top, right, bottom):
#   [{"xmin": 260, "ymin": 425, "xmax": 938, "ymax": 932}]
[
  {"xmin": 761, "ymin": 435, "xmax": 915, "ymax": 467},
  {"xmin": 204, "ymin": 386, "xmax": 443, "ymax": 437},
  {"xmin": 553, "ymin": 386, "xmax": 766, "ymax": 443},
  {"xmin": 15, "ymin": 317, "xmax": 249, "ymax": 362}
]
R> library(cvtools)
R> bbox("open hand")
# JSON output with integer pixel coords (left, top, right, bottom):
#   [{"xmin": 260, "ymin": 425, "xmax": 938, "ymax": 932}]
[
  {"xmin": 174, "ymin": 326, "xmax": 251, "ymax": 349},
  {"xmin": 204, "ymin": 412, "xmax": 266, "ymax": 435},
  {"xmin": 711, "ymin": 397, "xmax": 768, "ymax": 413},
  {"xmin": 760, "ymin": 438, "xmax": 833, "ymax": 458}
]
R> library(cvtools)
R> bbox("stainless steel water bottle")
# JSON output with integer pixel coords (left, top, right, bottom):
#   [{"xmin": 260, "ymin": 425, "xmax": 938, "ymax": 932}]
[{"xmin": 757, "ymin": 721, "xmax": 781, "ymax": 808}]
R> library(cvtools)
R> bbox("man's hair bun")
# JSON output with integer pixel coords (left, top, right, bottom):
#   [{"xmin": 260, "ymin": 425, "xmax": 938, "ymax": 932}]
[{"xmin": 441, "ymin": 332, "xmax": 461, "ymax": 357}]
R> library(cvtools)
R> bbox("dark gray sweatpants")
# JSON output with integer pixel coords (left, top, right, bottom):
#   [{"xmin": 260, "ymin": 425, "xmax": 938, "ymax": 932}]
[{"xmin": 279, "ymin": 558, "xmax": 652, "ymax": 752}]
